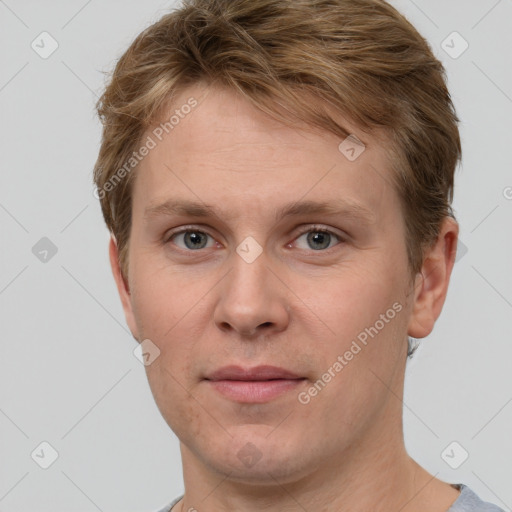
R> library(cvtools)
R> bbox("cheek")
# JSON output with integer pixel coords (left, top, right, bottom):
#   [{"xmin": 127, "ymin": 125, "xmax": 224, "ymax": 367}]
[
  {"xmin": 132, "ymin": 271, "xmax": 205, "ymax": 433},
  {"xmin": 305, "ymin": 264, "xmax": 401, "ymax": 341},
  {"xmin": 144, "ymin": 359, "xmax": 207, "ymax": 443},
  {"xmin": 301, "ymin": 265, "xmax": 407, "ymax": 408},
  {"xmin": 130, "ymin": 259, "xmax": 204, "ymax": 336},
  {"xmin": 296, "ymin": 309, "xmax": 406, "ymax": 446},
  {"xmin": 130, "ymin": 265, "xmax": 214, "ymax": 391}
]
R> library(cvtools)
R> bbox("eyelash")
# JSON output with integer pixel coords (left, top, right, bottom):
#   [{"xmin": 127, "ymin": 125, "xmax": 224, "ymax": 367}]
[
  {"xmin": 294, "ymin": 226, "xmax": 344, "ymax": 250},
  {"xmin": 164, "ymin": 225, "xmax": 345, "ymax": 253}
]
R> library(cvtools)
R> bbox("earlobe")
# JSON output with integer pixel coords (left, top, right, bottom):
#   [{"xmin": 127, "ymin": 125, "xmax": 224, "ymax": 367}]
[
  {"xmin": 407, "ymin": 217, "xmax": 459, "ymax": 339},
  {"xmin": 108, "ymin": 235, "xmax": 139, "ymax": 340}
]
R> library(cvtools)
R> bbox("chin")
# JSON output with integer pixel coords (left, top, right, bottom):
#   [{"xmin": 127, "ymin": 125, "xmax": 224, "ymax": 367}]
[{"xmin": 197, "ymin": 432, "xmax": 315, "ymax": 485}]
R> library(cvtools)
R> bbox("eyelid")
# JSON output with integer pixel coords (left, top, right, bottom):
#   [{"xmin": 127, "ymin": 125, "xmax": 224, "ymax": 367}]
[
  {"xmin": 294, "ymin": 224, "xmax": 345, "ymax": 239},
  {"xmin": 164, "ymin": 223, "xmax": 211, "ymax": 237},
  {"xmin": 164, "ymin": 225, "xmax": 216, "ymax": 245},
  {"xmin": 291, "ymin": 224, "xmax": 346, "ymax": 250}
]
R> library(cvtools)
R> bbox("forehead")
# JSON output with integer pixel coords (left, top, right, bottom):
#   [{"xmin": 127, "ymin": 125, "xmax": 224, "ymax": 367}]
[{"xmin": 133, "ymin": 83, "xmax": 399, "ymax": 224}]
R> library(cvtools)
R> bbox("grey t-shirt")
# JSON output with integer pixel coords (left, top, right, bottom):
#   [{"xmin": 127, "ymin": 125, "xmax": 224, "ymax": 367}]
[
  {"xmin": 447, "ymin": 484, "xmax": 505, "ymax": 511},
  {"xmin": 156, "ymin": 483, "xmax": 505, "ymax": 512}
]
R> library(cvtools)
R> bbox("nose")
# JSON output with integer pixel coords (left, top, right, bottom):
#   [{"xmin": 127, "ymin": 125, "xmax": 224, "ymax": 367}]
[{"xmin": 213, "ymin": 249, "xmax": 290, "ymax": 339}]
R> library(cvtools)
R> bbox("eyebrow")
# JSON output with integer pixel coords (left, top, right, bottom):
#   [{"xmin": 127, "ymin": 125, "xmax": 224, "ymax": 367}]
[{"xmin": 144, "ymin": 198, "xmax": 376, "ymax": 225}]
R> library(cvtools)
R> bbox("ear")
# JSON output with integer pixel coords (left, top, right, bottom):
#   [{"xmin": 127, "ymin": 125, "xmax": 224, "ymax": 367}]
[
  {"xmin": 109, "ymin": 235, "xmax": 139, "ymax": 341},
  {"xmin": 407, "ymin": 217, "xmax": 459, "ymax": 339}
]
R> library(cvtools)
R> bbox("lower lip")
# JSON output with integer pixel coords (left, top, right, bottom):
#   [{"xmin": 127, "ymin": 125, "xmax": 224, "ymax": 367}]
[{"xmin": 207, "ymin": 379, "xmax": 305, "ymax": 403}]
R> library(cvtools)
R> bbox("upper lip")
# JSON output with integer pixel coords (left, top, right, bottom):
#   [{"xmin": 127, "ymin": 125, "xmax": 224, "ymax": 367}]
[{"xmin": 205, "ymin": 365, "xmax": 303, "ymax": 381}]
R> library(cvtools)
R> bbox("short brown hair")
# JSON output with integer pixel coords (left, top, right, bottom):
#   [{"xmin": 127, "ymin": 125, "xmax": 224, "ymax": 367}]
[{"xmin": 94, "ymin": 0, "xmax": 461, "ymax": 287}]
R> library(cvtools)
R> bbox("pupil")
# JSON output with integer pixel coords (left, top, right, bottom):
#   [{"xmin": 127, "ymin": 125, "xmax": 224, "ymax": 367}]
[
  {"xmin": 186, "ymin": 232, "xmax": 206, "ymax": 249},
  {"xmin": 308, "ymin": 232, "xmax": 330, "ymax": 250}
]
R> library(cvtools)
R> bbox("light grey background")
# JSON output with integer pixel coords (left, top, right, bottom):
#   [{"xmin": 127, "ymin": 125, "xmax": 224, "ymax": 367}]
[{"xmin": 0, "ymin": 0, "xmax": 511, "ymax": 511}]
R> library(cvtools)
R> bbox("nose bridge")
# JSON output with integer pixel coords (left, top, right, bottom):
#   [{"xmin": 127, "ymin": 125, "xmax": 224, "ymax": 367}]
[
  {"xmin": 214, "ymin": 242, "xmax": 289, "ymax": 336},
  {"xmin": 226, "ymin": 245, "xmax": 271, "ymax": 311}
]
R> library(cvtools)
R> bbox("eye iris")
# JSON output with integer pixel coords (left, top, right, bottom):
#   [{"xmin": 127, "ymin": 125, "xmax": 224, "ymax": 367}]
[
  {"xmin": 178, "ymin": 230, "xmax": 334, "ymax": 250},
  {"xmin": 184, "ymin": 231, "xmax": 207, "ymax": 249},
  {"xmin": 307, "ymin": 231, "xmax": 331, "ymax": 250}
]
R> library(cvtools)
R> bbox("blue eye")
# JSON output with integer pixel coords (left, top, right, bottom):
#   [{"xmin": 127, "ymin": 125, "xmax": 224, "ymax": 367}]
[
  {"xmin": 165, "ymin": 226, "xmax": 344, "ymax": 253},
  {"xmin": 294, "ymin": 228, "xmax": 342, "ymax": 251},
  {"xmin": 168, "ymin": 230, "xmax": 215, "ymax": 250}
]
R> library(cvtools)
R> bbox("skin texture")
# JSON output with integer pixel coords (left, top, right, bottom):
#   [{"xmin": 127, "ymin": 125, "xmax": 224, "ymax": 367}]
[{"xmin": 109, "ymin": 83, "xmax": 461, "ymax": 511}]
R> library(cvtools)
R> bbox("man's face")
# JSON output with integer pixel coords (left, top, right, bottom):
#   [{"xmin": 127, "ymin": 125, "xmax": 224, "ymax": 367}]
[{"xmin": 116, "ymin": 83, "xmax": 417, "ymax": 482}]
